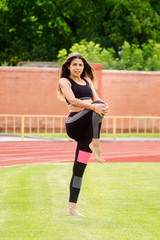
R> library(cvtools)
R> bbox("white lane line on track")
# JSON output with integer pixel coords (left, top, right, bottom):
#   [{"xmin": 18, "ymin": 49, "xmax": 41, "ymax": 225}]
[
  {"xmin": 0, "ymin": 146, "xmax": 160, "ymax": 153},
  {"xmin": 103, "ymin": 153, "xmax": 160, "ymax": 159},
  {"xmin": 0, "ymin": 160, "xmax": 73, "ymax": 168},
  {"xmin": 0, "ymin": 148, "xmax": 159, "ymax": 156},
  {"xmin": 0, "ymin": 153, "xmax": 160, "ymax": 163},
  {"xmin": 0, "ymin": 154, "xmax": 74, "ymax": 162},
  {"xmin": 0, "ymin": 145, "xmax": 75, "ymax": 150},
  {"xmin": 102, "ymin": 150, "xmax": 160, "ymax": 155},
  {"xmin": 0, "ymin": 149, "xmax": 160, "ymax": 158},
  {"xmin": 0, "ymin": 147, "xmax": 75, "ymax": 152},
  {"xmin": 0, "ymin": 142, "xmax": 71, "ymax": 145},
  {"xmin": 0, "ymin": 150, "xmax": 75, "ymax": 157},
  {"xmin": 0, "ymin": 142, "xmax": 75, "ymax": 147},
  {"xmin": 0, "ymin": 142, "xmax": 159, "ymax": 149}
]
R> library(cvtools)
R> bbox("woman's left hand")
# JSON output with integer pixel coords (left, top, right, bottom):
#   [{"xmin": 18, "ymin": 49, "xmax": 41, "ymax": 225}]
[
  {"xmin": 94, "ymin": 102, "xmax": 109, "ymax": 117},
  {"xmin": 102, "ymin": 103, "xmax": 109, "ymax": 116}
]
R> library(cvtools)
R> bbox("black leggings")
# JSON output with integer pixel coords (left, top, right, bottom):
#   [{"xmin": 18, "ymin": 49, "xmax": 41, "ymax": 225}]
[{"xmin": 65, "ymin": 100, "xmax": 104, "ymax": 203}]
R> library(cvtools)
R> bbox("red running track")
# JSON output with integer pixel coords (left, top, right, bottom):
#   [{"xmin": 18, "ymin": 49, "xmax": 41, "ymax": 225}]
[{"xmin": 0, "ymin": 141, "xmax": 160, "ymax": 168}]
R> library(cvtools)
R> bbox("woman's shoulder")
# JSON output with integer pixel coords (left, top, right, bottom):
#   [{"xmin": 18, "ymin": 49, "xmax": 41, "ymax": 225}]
[
  {"xmin": 59, "ymin": 77, "xmax": 71, "ymax": 87},
  {"xmin": 59, "ymin": 77, "xmax": 67, "ymax": 82}
]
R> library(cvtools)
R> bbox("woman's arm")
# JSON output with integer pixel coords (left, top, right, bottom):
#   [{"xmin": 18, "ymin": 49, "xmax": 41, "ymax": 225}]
[
  {"xmin": 59, "ymin": 78, "xmax": 94, "ymax": 110},
  {"xmin": 59, "ymin": 78, "xmax": 108, "ymax": 116}
]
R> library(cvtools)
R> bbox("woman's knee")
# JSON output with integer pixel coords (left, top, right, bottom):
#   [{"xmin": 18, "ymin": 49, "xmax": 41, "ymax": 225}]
[{"xmin": 93, "ymin": 99, "xmax": 105, "ymax": 105}]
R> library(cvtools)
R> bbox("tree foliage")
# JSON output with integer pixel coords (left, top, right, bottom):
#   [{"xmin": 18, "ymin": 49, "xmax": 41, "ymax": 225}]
[
  {"xmin": 57, "ymin": 39, "xmax": 116, "ymax": 69},
  {"xmin": 58, "ymin": 39, "xmax": 160, "ymax": 71},
  {"xmin": 0, "ymin": 0, "xmax": 160, "ymax": 66}
]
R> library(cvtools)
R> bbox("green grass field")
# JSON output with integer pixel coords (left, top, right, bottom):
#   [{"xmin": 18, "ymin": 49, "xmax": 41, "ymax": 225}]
[
  {"xmin": 0, "ymin": 163, "xmax": 160, "ymax": 240},
  {"xmin": 1, "ymin": 131, "xmax": 160, "ymax": 138},
  {"xmin": 29, "ymin": 132, "xmax": 160, "ymax": 138}
]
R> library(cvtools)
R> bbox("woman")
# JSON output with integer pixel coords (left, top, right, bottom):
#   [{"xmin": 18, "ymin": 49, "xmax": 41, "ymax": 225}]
[{"xmin": 58, "ymin": 52, "xmax": 108, "ymax": 216}]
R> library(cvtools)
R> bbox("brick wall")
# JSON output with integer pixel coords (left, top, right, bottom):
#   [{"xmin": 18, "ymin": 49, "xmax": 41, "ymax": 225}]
[
  {"xmin": 0, "ymin": 64, "xmax": 103, "ymax": 116},
  {"xmin": 0, "ymin": 67, "xmax": 66, "ymax": 115},
  {"xmin": 102, "ymin": 70, "xmax": 160, "ymax": 116},
  {"xmin": 0, "ymin": 66, "xmax": 160, "ymax": 116}
]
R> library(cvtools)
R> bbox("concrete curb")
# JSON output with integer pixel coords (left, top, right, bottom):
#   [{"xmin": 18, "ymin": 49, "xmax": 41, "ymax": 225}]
[{"xmin": 0, "ymin": 134, "xmax": 160, "ymax": 142}]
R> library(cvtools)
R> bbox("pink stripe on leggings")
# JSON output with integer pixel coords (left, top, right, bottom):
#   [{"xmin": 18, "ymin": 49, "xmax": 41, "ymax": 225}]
[{"xmin": 77, "ymin": 150, "xmax": 91, "ymax": 164}]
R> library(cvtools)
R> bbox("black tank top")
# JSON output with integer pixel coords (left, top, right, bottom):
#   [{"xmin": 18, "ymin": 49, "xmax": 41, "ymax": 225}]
[{"xmin": 65, "ymin": 77, "xmax": 93, "ymax": 105}]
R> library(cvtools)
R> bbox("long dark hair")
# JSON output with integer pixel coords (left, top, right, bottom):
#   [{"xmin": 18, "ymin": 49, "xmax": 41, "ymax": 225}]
[{"xmin": 57, "ymin": 52, "xmax": 96, "ymax": 100}]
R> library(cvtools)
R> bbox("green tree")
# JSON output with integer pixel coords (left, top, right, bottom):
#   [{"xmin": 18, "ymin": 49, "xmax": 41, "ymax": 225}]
[
  {"xmin": 58, "ymin": 39, "xmax": 160, "ymax": 71},
  {"xmin": 0, "ymin": 0, "xmax": 160, "ymax": 65},
  {"xmin": 102, "ymin": 0, "xmax": 160, "ymax": 50},
  {"xmin": 142, "ymin": 40, "xmax": 160, "ymax": 71},
  {"xmin": 57, "ymin": 39, "xmax": 115, "ymax": 69},
  {"xmin": 0, "ymin": 0, "xmax": 76, "ymax": 64},
  {"xmin": 116, "ymin": 41, "xmax": 144, "ymax": 70}
]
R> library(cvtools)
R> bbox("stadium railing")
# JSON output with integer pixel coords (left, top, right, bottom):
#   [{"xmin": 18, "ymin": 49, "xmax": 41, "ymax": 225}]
[{"xmin": 0, "ymin": 114, "xmax": 160, "ymax": 140}]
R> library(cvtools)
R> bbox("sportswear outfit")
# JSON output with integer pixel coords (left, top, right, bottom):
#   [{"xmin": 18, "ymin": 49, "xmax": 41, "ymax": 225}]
[{"xmin": 65, "ymin": 77, "xmax": 104, "ymax": 203}]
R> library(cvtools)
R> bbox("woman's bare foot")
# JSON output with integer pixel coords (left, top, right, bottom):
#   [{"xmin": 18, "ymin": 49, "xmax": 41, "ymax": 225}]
[
  {"xmin": 89, "ymin": 139, "xmax": 105, "ymax": 163},
  {"xmin": 67, "ymin": 202, "xmax": 83, "ymax": 216}
]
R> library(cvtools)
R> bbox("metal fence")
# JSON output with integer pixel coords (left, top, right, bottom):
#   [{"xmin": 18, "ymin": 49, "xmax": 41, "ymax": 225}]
[{"xmin": 0, "ymin": 114, "xmax": 160, "ymax": 140}]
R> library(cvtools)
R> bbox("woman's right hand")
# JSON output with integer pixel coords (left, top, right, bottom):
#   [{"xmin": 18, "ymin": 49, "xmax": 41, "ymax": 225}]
[{"xmin": 94, "ymin": 103, "xmax": 108, "ymax": 117}]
